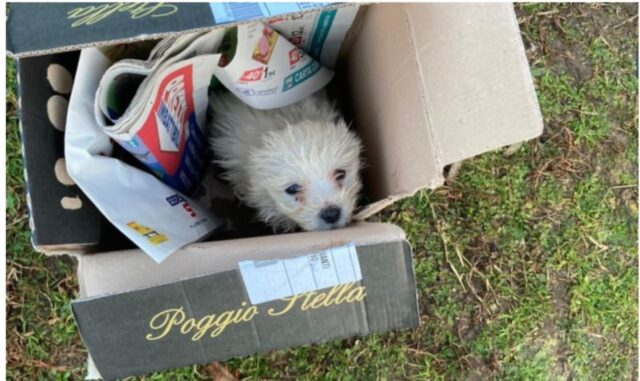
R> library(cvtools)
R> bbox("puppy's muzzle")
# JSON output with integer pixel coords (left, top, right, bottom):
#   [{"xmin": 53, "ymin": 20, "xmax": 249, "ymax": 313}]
[{"xmin": 319, "ymin": 206, "xmax": 341, "ymax": 224}]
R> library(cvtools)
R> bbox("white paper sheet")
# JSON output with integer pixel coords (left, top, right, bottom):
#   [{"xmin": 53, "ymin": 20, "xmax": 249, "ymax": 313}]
[{"xmin": 65, "ymin": 48, "xmax": 223, "ymax": 263}]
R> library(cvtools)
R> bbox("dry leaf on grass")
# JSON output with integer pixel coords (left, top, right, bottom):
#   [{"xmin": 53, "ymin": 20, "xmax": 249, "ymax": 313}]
[{"xmin": 204, "ymin": 362, "xmax": 238, "ymax": 381}]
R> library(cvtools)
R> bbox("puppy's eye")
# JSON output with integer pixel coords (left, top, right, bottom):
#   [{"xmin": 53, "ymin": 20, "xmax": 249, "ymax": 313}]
[
  {"xmin": 285, "ymin": 184, "xmax": 302, "ymax": 195},
  {"xmin": 335, "ymin": 169, "xmax": 346, "ymax": 182}
]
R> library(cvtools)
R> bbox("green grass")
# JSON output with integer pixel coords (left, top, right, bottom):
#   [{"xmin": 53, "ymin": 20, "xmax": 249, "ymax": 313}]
[{"xmin": 6, "ymin": 4, "xmax": 638, "ymax": 380}]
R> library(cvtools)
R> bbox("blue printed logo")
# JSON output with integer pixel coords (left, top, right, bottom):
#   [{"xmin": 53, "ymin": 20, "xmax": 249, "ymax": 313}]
[
  {"xmin": 166, "ymin": 194, "xmax": 185, "ymax": 206},
  {"xmin": 282, "ymin": 61, "xmax": 322, "ymax": 92}
]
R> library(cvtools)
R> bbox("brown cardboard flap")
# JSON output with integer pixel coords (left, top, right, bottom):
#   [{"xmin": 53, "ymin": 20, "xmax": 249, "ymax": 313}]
[
  {"xmin": 408, "ymin": 3, "xmax": 543, "ymax": 165},
  {"xmin": 78, "ymin": 222, "xmax": 406, "ymax": 297},
  {"xmin": 347, "ymin": 4, "xmax": 443, "ymax": 203},
  {"xmin": 346, "ymin": 4, "xmax": 542, "ymax": 204}
]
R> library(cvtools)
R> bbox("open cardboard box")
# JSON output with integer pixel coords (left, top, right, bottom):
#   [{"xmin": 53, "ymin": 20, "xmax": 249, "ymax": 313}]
[{"xmin": 8, "ymin": 3, "xmax": 543, "ymax": 380}]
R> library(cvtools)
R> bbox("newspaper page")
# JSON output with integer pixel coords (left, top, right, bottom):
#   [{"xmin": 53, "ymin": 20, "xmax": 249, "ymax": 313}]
[
  {"xmin": 209, "ymin": 3, "xmax": 358, "ymax": 68},
  {"xmin": 65, "ymin": 49, "xmax": 223, "ymax": 263}
]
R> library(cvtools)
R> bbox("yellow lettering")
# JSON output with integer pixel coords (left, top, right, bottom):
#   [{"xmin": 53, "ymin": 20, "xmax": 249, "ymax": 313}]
[
  {"xmin": 347, "ymin": 286, "xmax": 367, "ymax": 302},
  {"xmin": 209, "ymin": 311, "xmax": 234, "ymax": 338},
  {"xmin": 131, "ymin": 3, "xmax": 178, "ymax": 19},
  {"xmin": 145, "ymin": 307, "xmax": 185, "ymax": 341},
  {"xmin": 241, "ymin": 306, "xmax": 259, "ymax": 321},
  {"xmin": 68, "ymin": 4, "xmax": 118, "ymax": 27},
  {"xmin": 147, "ymin": 303, "xmax": 260, "ymax": 342},
  {"xmin": 180, "ymin": 318, "xmax": 196, "ymax": 334},
  {"xmin": 68, "ymin": 3, "xmax": 178, "ymax": 28},
  {"xmin": 191, "ymin": 314, "xmax": 216, "ymax": 341},
  {"xmin": 334, "ymin": 283, "xmax": 352, "ymax": 304},
  {"xmin": 300, "ymin": 290, "xmax": 319, "ymax": 311},
  {"xmin": 307, "ymin": 292, "xmax": 326, "ymax": 309},
  {"xmin": 67, "ymin": 6, "xmax": 96, "ymax": 19},
  {"xmin": 321, "ymin": 285, "xmax": 341, "ymax": 306},
  {"xmin": 120, "ymin": 3, "xmax": 142, "ymax": 14},
  {"xmin": 268, "ymin": 295, "xmax": 302, "ymax": 316},
  {"xmin": 231, "ymin": 303, "xmax": 246, "ymax": 324},
  {"xmin": 145, "ymin": 288, "xmax": 365, "ymax": 343},
  {"xmin": 270, "ymin": 285, "xmax": 368, "ymax": 315}
]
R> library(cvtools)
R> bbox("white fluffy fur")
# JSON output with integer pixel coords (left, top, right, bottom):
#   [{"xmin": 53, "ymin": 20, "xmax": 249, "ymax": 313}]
[{"xmin": 208, "ymin": 91, "xmax": 362, "ymax": 231}]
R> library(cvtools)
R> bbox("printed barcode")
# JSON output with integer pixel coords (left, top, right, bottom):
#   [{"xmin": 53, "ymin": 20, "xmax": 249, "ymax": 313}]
[
  {"xmin": 228, "ymin": 3, "xmax": 265, "ymax": 20},
  {"xmin": 320, "ymin": 252, "xmax": 330, "ymax": 269}
]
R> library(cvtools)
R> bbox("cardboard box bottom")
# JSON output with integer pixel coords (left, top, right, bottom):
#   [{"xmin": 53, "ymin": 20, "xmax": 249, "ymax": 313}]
[{"xmin": 72, "ymin": 239, "xmax": 418, "ymax": 380}]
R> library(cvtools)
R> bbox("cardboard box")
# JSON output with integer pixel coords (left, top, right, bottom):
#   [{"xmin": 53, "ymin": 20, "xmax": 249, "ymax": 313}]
[{"xmin": 8, "ymin": 3, "xmax": 543, "ymax": 380}]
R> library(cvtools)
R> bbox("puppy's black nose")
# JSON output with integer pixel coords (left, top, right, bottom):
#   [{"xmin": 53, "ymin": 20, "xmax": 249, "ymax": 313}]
[{"xmin": 320, "ymin": 206, "xmax": 341, "ymax": 224}]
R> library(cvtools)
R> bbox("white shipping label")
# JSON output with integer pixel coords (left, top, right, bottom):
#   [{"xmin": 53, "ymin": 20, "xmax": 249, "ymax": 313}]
[{"xmin": 238, "ymin": 243, "xmax": 362, "ymax": 305}]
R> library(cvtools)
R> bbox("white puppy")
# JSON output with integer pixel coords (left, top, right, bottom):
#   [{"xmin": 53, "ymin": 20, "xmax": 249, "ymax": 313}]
[{"xmin": 208, "ymin": 91, "xmax": 362, "ymax": 231}]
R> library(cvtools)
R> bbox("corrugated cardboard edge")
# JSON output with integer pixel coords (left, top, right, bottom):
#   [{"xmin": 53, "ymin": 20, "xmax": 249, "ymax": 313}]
[
  {"xmin": 33, "ymin": 244, "xmax": 97, "ymax": 255},
  {"xmin": 405, "ymin": 240, "xmax": 420, "ymax": 330},
  {"xmin": 507, "ymin": 4, "xmax": 545, "ymax": 141},
  {"xmin": 354, "ymin": 177, "xmax": 444, "ymax": 221},
  {"xmin": 6, "ymin": 3, "xmax": 354, "ymax": 58}
]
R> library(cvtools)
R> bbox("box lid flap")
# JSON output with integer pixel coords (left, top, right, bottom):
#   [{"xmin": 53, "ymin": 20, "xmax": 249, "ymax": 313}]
[
  {"xmin": 346, "ymin": 4, "xmax": 542, "ymax": 203},
  {"xmin": 16, "ymin": 52, "xmax": 105, "ymax": 253},
  {"xmin": 408, "ymin": 3, "xmax": 543, "ymax": 166},
  {"xmin": 6, "ymin": 2, "xmax": 340, "ymax": 58}
]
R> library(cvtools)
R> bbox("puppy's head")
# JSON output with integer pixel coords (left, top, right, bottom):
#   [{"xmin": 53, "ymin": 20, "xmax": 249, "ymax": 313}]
[{"xmin": 247, "ymin": 119, "xmax": 362, "ymax": 231}]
